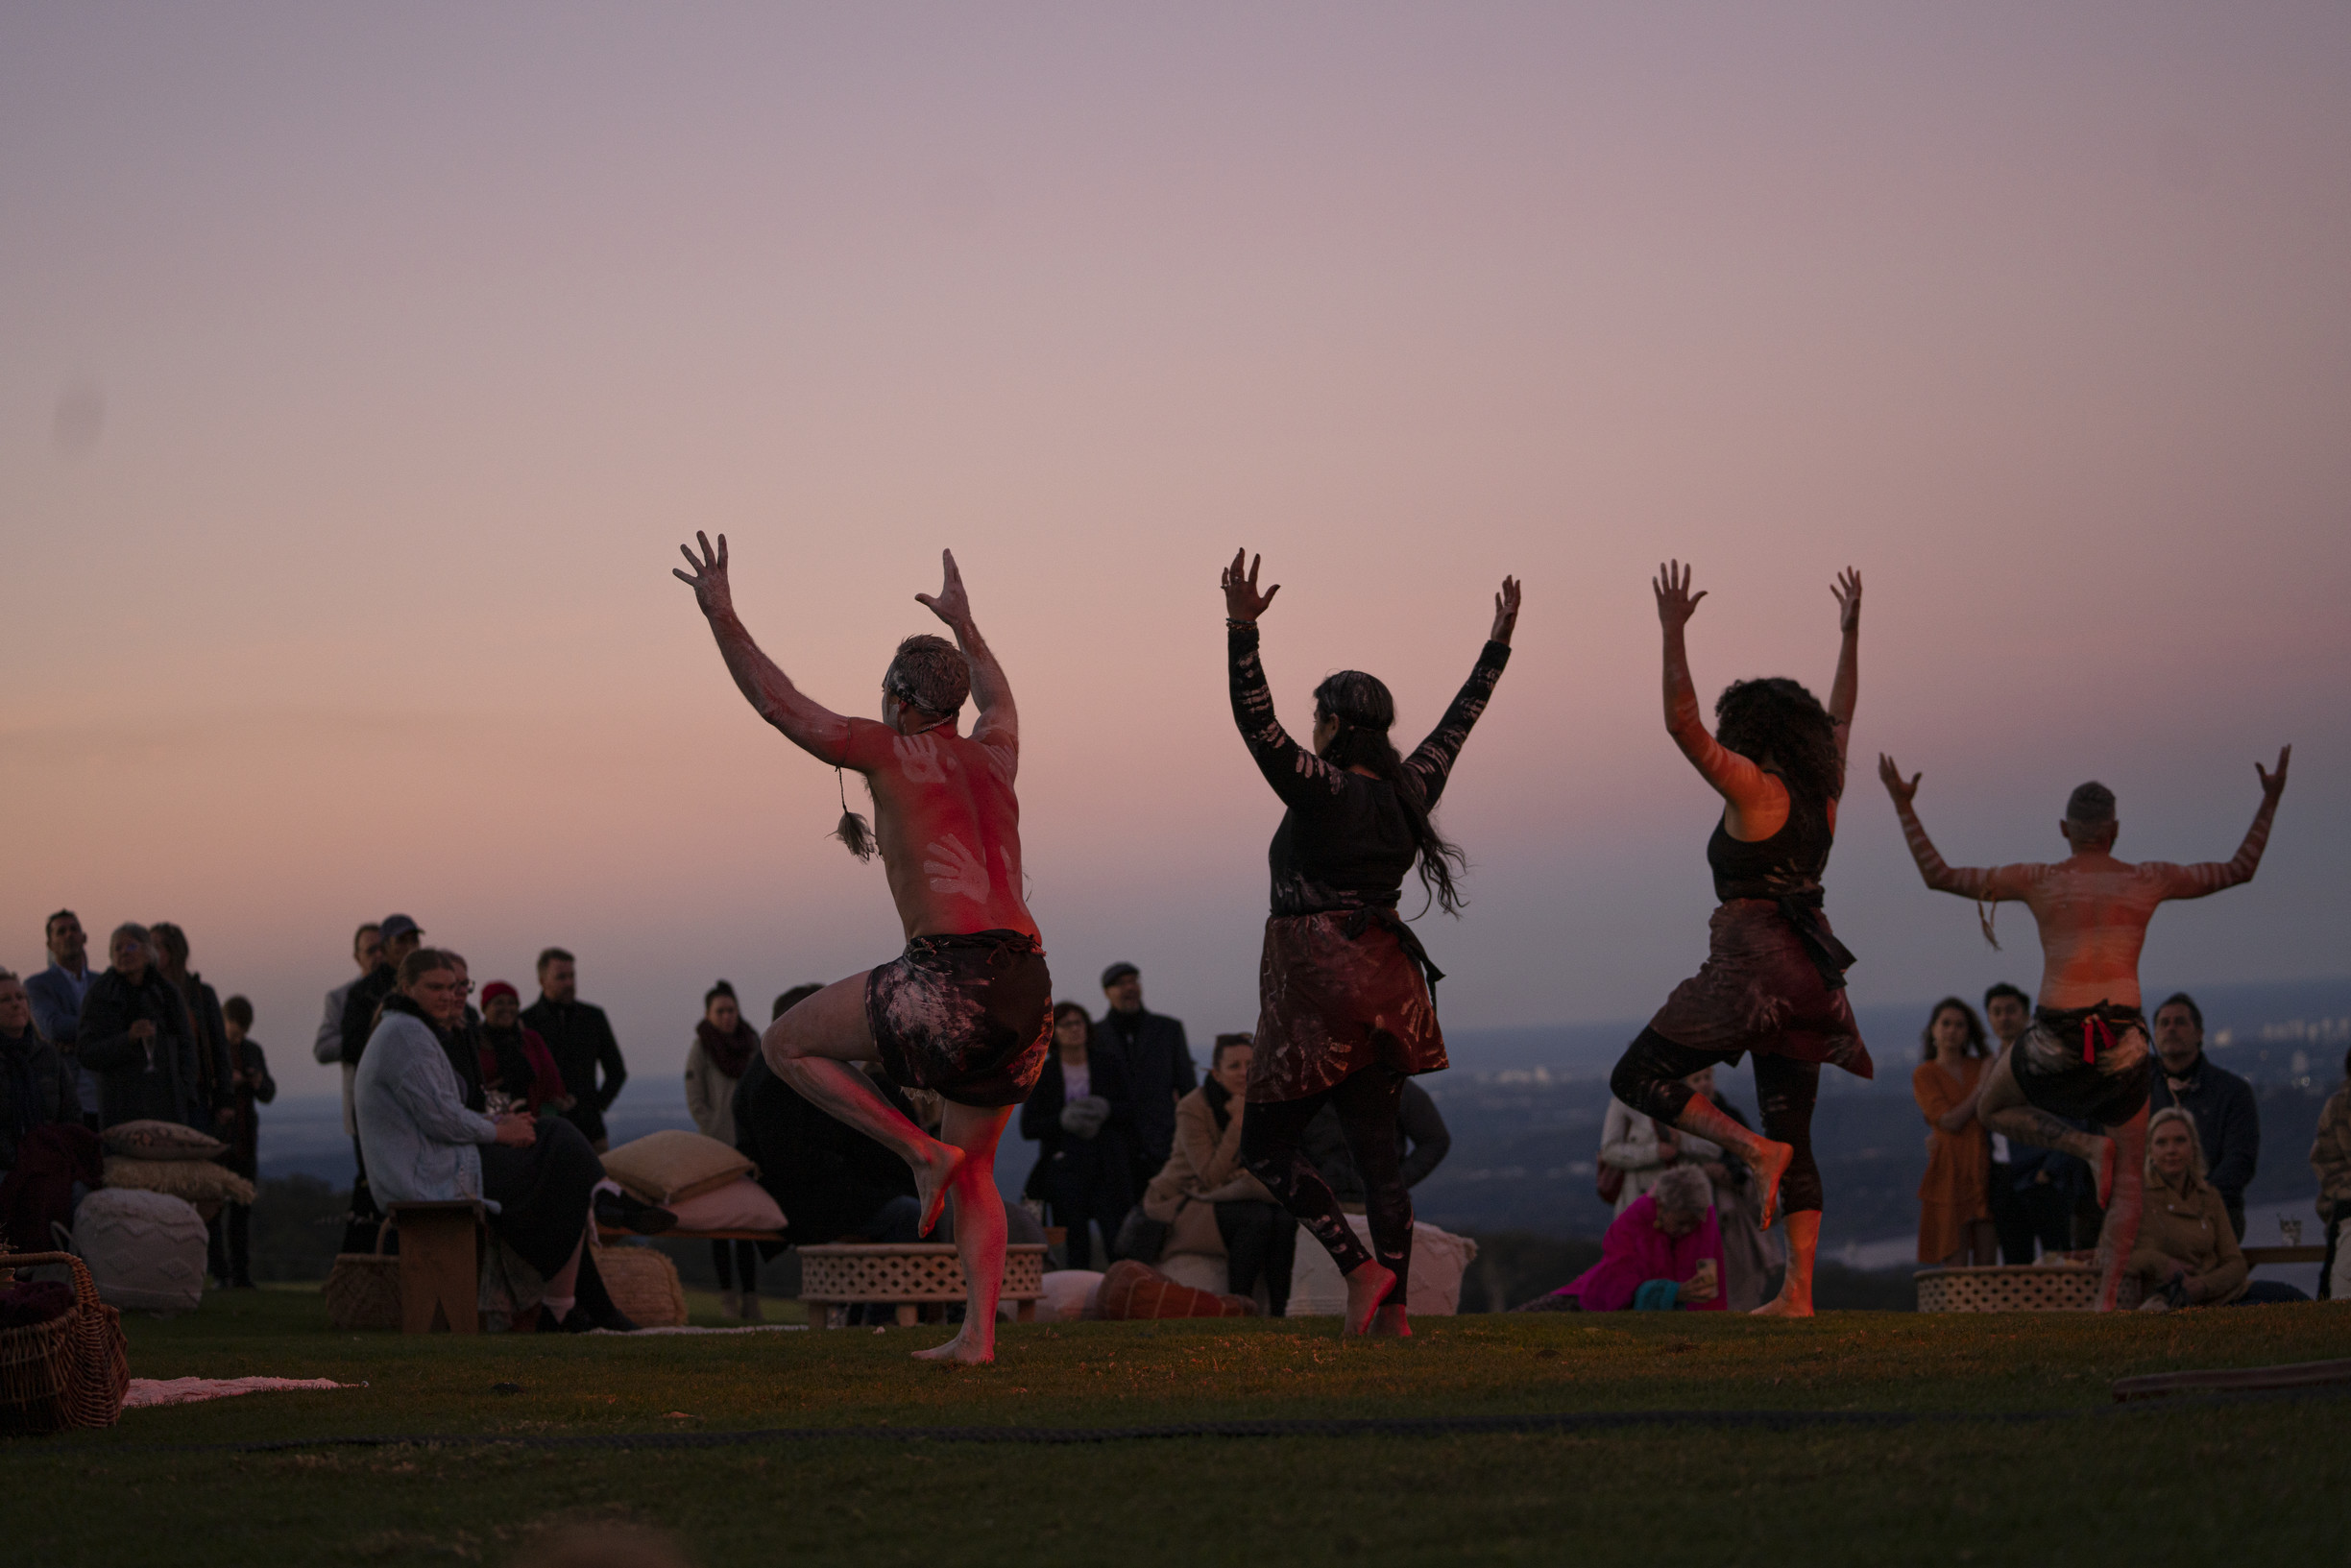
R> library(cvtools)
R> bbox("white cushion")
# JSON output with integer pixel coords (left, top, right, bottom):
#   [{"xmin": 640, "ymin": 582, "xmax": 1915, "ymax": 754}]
[
  {"xmin": 1284, "ymin": 1218, "xmax": 1477, "ymax": 1317},
  {"xmin": 73, "ymin": 1188, "xmax": 209, "ymax": 1314},
  {"xmin": 663, "ymin": 1179, "xmax": 787, "ymax": 1234},
  {"xmin": 1025, "ymin": 1269, "xmax": 1103, "ymax": 1323}
]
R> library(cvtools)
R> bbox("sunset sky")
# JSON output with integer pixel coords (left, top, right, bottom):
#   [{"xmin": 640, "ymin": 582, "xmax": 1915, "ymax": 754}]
[{"xmin": 6, "ymin": 4, "xmax": 2348, "ymax": 1099}]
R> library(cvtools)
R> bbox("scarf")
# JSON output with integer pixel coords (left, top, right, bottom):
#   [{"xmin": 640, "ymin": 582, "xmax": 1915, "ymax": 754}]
[{"xmin": 697, "ymin": 1018, "xmax": 759, "ymax": 1080}]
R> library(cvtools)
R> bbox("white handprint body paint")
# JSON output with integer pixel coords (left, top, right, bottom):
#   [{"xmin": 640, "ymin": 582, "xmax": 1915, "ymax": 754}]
[
  {"xmin": 894, "ymin": 733, "xmax": 949, "ymax": 784},
  {"xmin": 924, "ymin": 833, "xmax": 992, "ymax": 903}
]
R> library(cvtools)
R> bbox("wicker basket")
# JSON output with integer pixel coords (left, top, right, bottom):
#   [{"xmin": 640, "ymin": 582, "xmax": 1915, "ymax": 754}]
[
  {"xmin": 593, "ymin": 1243, "xmax": 687, "ymax": 1328},
  {"xmin": 1916, "ymin": 1264, "xmax": 2103, "ymax": 1313},
  {"xmin": 798, "ymin": 1243, "xmax": 1047, "ymax": 1309},
  {"xmin": 0, "ymin": 1252, "xmax": 130, "ymax": 1434},
  {"xmin": 323, "ymin": 1223, "xmax": 402, "ymax": 1331}
]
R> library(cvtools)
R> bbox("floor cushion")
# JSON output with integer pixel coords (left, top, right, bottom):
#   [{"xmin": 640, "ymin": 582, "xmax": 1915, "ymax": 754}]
[
  {"xmin": 73, "ymin": 1188, "xmax": 207, "ymax": 1314},
  {"xmin": 599, "ymin": 1130, "xmax": 754, "ymax": 1205}
]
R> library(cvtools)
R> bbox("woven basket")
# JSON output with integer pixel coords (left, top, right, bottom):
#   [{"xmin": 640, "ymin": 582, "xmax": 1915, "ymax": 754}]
[
  {"xmin": 1916, "ymin": 1264, "xmax": 2102, "ymax": 1313},
  {"xmin": 324, "ymin": 1223, "xmax": 402, "ymax": 1331},
  {"xmin": 0, "ymin": 1252, "xmax": 130, "ymax": 1435},
  {"xmin": 798, "ymin": 1243, "xmax": 1048, "ymax": 1306},
  {"xmin": 594, "ymin": 1244, "xmax": 687, "ymax": 1328}
]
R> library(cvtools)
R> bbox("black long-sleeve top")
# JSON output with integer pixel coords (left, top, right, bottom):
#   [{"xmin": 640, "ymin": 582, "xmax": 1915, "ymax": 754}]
[{"xmin": 1227, "ymin": 622, "xmax": 1510, "ymax": 916}]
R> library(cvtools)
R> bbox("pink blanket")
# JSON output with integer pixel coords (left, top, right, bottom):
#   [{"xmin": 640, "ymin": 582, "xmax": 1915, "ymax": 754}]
[{"xmin": 123, "ymin": 1376, "xmax": 352, "ymax": 1410}]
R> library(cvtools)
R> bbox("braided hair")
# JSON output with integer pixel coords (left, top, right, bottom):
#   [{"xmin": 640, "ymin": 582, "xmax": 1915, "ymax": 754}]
[{"xmin": 1313, "ymin": 669, "xmax": 1469, "ymax": 916}]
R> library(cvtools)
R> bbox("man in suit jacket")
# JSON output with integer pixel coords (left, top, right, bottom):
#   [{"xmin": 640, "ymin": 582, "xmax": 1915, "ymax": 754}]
[
  {"xmin": 522, "ymin": 947, "xmax": 628, "ymax": 1152},
  {"xmin": 1095, "ymin": 962, "xmax": 1197, "ymax": 1194},
  {"xmin": 26, "ymin": 909, "xmax": 100, "ymax": 1125}
]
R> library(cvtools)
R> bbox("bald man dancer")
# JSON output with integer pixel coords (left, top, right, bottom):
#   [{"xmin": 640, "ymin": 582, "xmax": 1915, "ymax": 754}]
[
  {"xmin": 677, "ymin": 535, "xmax": 1049, "ymax": 1363},
  {"xmin": 1879, "ymin": 748, "xmax": 2288, "ymax": 1309}
]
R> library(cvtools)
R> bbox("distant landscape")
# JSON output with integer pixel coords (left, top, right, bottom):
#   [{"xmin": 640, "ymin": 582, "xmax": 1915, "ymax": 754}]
[{"xmin": 253, "ymin": 975, "xmax": 2351, "ymax": 1269}]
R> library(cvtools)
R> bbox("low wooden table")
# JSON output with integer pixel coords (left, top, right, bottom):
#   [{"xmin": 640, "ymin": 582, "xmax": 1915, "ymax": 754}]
[
  {"xmin": 386, "ymin": 1199, "xmax": 485, "ymax": 1334},
  {"xmin": 799, "ymin": 1242, "xmax": 1048, "ymax": 1329}
]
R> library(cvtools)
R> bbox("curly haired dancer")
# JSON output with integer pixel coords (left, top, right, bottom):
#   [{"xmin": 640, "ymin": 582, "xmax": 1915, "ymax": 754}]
[
  {"xmin": 1879, "ymin": 747, "xmax": 2288, "ymax": 1310},
  {"xmin": 1607, "ymin": 562, "xmax": 1871, "ymax": 1318},
  {"xmin": 1222, "ymin": 548, "xmax": 1517, "ymax": 1337},
  {"xmin": 676, "ymin": 534, "xmax": 1048, "ymax": 1363}
]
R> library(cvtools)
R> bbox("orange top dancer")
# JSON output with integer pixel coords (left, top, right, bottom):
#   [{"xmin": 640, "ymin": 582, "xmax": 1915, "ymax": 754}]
[
  {"xmin": 676, "ymin": 534, "xmax": 1046, "ymax": 1363},
  {"xmin": 1878, "ymin": 745, "xmax": 2288, "ymax": 1311}
]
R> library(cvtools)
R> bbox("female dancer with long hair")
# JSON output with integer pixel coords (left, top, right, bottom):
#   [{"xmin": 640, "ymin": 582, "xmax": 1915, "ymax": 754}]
[
  {"xmin": 1222, "ymin": 548, "xmax": 1517, "ymax": 1336},
  {"xmin": 1607, "ymin": 561, "xmax": 1871, "ymax": 1316}
]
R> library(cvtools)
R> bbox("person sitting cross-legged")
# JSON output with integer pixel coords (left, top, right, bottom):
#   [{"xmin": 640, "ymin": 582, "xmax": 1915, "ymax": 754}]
[
  {"xmin": 1516, "ymin": 1166, "xmax": 1726, "ymax": 1313},
  {"xmin": 2131, "ymin": 1106, "xmax": 2307, "ymax": 1311}
]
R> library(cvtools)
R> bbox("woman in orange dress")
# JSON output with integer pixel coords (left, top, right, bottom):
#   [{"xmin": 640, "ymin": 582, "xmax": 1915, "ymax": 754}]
[{"xmin": 1913, "ymin": 998, "xmax": 1995, "ymax": 1266}]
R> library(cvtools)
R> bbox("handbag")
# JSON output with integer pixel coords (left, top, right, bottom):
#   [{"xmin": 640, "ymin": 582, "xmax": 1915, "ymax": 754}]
[{"xmin": 1595, "ymin": 1163, "xmax": 1625, "ymax": 1206}]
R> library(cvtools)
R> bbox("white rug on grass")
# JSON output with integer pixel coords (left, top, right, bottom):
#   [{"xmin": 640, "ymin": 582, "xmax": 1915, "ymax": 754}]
[
  {"xmin": 586, "ymin": 1323, "xmax": 808, "ymax": 1335},
  {"xmin": 124, "ymin": 1376, "xmax": 354, "ymax": 1410}
]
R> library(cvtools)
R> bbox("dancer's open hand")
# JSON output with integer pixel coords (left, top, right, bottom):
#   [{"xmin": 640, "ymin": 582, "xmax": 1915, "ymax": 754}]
[
  {"xmin": 2257, "ymin": 745, "xmax": 2290, "ymax": 801},
  {"xmin": 915, "ymin": 549, "xmax": 971, "ymax": 631},
  {"xmin": 1222, "ymin": 548, "xmax": 1280, "ymax": 622},
  {"xmin": 1490, "ymin": 575, "xmax": 1522, "ymax": 644},
  {"xmin": 1878, "ymin": 753, "xmax": 1921, "ymax": 806},
  {"xmin": 673, "ymin": 531, "xmax": 733, "ymax": 618},
  {"xmin": 1653, "ymin": 560, "xmax": 1705, "ymax": 631},
  {"xmin": 1831, "ymin": 567, "xmax": 1862, "ymax": 634}
]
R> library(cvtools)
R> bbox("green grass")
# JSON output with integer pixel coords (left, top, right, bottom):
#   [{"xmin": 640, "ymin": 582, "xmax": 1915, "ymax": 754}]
[{"xmin": 6, "ymin": 1288, "xmax": 2346, "ymax": 1566}]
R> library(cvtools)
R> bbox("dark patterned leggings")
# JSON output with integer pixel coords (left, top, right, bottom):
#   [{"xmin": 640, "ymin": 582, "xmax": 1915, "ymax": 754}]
[
  {"xmin": 1610, "ymin": 1025, "xmax": 1825, "ymax": 1217},
  {"xmin": 1241, "ymin": 1065, "xmax": 1412, "ymax": 1298}
]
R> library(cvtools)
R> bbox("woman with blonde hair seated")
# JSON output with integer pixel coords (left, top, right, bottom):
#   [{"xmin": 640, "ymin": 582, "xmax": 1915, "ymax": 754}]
[{"xmin": 2131, "ymin": 1106, "xmax": 2307, "ymax": 1310}]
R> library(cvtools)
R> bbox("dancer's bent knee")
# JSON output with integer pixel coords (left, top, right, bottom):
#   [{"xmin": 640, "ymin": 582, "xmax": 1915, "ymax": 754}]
[{"xmin": 1611, "ymin": 1027, "xmax": 1708, "ymax": 1124}]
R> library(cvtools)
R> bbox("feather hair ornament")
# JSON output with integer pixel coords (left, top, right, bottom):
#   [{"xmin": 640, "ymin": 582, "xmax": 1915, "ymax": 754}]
[{"xmin": 833, "ymin": 767, "xmax": 875, "ymax": 862}]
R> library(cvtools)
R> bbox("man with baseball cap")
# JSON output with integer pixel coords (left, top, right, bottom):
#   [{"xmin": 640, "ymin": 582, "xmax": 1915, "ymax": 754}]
[{"xmin": 1097, "ymin": 961, "xmax": 1197, "ymax": 1193}]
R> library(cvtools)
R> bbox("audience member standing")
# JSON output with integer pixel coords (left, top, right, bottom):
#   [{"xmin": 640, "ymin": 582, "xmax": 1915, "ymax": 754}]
[
  {"xmin": 1021, "ymin": 1001, "xmax": 1136, "ymax": 1268},
  {"xmin": 213, "ymin": 996, "xmax": 276, "ymax": 1289},
  {"xmin": 1095, "ymin": 962, "xmax": 1196, "ymax": 1194},
  {"xmin": 2146, "ymin": 993, "xmax": 2258, "ymax": 1240},
  {"xmin": 683, "ymin": 980, "xmax": 762, "ymax": 1317},
  {"xmin": 0, "ymin": 970, "xmax": 78, "ymax": 1177},
  {"xmin": 151, "ymin": 923, "xmax": 235, "ymax": 1132},
  {"xmin": 523, "ymin": 948, "xmax": 628, "ymax": 1153},
  {"xmin": 2312, "ymin": 1046, "xmax": 2351, "ymax": 1301},
  {"xmin": 1599, "ymin": 1095, "xmax": 1683, "ymax": 1216},
  {"xmin": 476, "ymin": 982, "xmax": 570, "ymax": 1117},
  {"xmin": 1913, "ymin": 998, "xmax": 1995, "ymax": 1266},
  {"xmin": 1979, "ymin": 982, "xmax": 2039, "ymax": 1264},
  {"xmin": 313, "ymin": 923, "xmax": 383, "ymax": 1155},
  {"xmin": 76, "ymin": 925, "xmax": 201, "ymax": 1127},
  {"xmin": 26, "ymin": 910, "xmax": 99, "ymax": 1127}
]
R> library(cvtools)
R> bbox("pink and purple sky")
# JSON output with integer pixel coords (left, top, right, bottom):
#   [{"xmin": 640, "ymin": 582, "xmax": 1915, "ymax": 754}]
[{"xmin": 6, "ymin": 4, "xmax": 2348, "ymax": 1097}]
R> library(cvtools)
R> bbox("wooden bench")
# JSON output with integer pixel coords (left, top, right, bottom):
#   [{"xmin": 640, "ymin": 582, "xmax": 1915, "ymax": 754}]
[
  {"xmin": 799, "ymin": 1242, "xmax": 1048, "ymax": 1329},
  {"xmin": 2242, "ymin": 1245, "xmax": 2326, "ymax": 1266},
  {"xmin": 386, "ymin": 1199, "xmax": 485, "ymax": 1334}
]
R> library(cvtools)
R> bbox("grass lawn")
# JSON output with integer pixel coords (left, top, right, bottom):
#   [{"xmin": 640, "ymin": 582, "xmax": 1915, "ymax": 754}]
[{"xmin": 5, "ymin": 1286, "xmax": 2345, "ymax": 1566}]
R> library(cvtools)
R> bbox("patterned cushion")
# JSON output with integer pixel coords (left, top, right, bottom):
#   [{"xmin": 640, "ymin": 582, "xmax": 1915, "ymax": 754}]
[{"xmin": 101, "ymin": 1120, "xmax": 229, "ymax": 1162}]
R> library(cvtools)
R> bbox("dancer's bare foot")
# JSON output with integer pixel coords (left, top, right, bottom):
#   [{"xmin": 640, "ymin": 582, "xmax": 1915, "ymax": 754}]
[
  {"xmin": 1342, "ymin": 1261, "xmax": 1395, "ymax": 1337},
  {"xmin": 1369, "ymin": 1302, "xmax": 1412, "ymax": 1339},
  {"xmin": 912, "ymin": 1328, "xmax": 993, "ymax": 1364},
  {"xmin": 1749, "ymin": 1138, "xmax": 1794, "ymax": 1230},
  {"xmin": 913, "ymin": 1141, "xmax": 965, "ymax": 1238},
  {"xmin": 1750, "ymin": 1289, "xmax": 1814, "ymax": 1317},
  {"xmin": 2093, "ymin": 1136, "xmax": 2117, "ymax": 1209}
]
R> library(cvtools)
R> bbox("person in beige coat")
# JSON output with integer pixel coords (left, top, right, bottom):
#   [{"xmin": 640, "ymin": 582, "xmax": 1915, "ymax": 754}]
[
  {"xmin": 684, "ymin": 980, "xmax": 763, "ymax": 1317},
  {"xmin": 2132, "ymin": 1107, "xmax": 2306, "ymax": 1309},
  {"xmin": 1140, "ymin": 1034, "xmax": 1295, "ymax": 1315}
]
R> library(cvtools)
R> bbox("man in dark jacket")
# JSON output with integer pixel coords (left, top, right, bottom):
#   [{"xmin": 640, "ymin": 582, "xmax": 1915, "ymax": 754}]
[
  {"xmin": 522, "ymin": 948, "xmax": 627, "ymax": 1152},
  {"xmin": 1096, "ymin": 962, "xmax": 1197, "ymax": 1192},
  {"xmin": 74, "ymin": 924, "xmax": 204, "ymax": 1128},
  {"xmin": 2147, "ymin": 992, "xmax": 2259, "ymax": 1239},
  {"xmin": 27, "ymin": 909, "xmax": 99, "ymax": 1126},
  {"xmin": 732, "ymin": 1053, "xmax": 919, "ymax": 1248},
  {"xmin": 1303, "ymin": 1077, "xmax": 1451, "ymax": 1205},
  {"xmin": 339, "ymin": 913, "xmax": 423, "ymax": 1067},
  {"xmin": 151, "ymin": 922, "xmax": 235, "ymax": 1132}
]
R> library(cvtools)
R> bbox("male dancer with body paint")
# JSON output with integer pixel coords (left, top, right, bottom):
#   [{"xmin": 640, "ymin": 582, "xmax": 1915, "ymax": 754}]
[
  {"xmin": 676, "ymin": 534, "xmax": 1048, "ymax": 1363},
  {"xmin": 1878, "ymin": 749, "xmax": 2288, "ymax": 1310}
]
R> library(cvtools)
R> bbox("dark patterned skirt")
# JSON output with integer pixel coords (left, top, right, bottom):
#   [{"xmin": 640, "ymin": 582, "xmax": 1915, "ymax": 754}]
[
  {"xmin": 1649, "ymin": 900, "xmax": 1874, "ymax": 1078},
  {"xmin": 864, "ymin": 930, "xmax": 1053, "ymax": 1108},
  {"xmin": 1248, "ymin": 911, "xmax": 1445, "ymax": 1103}
]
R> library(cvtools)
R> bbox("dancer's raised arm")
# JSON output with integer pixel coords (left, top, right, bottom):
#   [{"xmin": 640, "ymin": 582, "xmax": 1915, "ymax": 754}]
[
  {"xmin": 675, "ymin": 531, "xmax": 857, "ymax": 764},
  {"xmin": 916, "ymin": 549, "xmax": 1017, "ymax": 764},
  {"xmin": 2152, "ymin": 747, "xmax": 2290, "ymax": 900},
  {"xmin": 1878, "ymin": 755, "xmax": 2032, "ymax": 902},
  {"xmin": 1405, "ymin": 576, "xmax": 1517, "ymax": 808},
  {"xmin": 1655, "ymin": 561, "xmax": 1783, "ymax": 829},
  {"xmin": 1828, "ymin": 568, "xmax": 1861, "ymax": 777},
  {"xmin": 1224, "ymin": 548, "xmax": 1335, "ymax": 808}
]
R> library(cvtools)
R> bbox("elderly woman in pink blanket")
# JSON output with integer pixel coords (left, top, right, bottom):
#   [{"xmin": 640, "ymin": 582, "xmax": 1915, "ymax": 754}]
[{"xmin": 1518, "ymin": 1165, "xmax": 1727, "ymax": 1312}]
